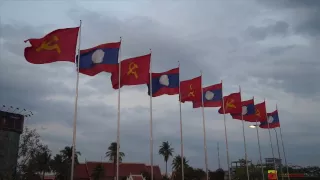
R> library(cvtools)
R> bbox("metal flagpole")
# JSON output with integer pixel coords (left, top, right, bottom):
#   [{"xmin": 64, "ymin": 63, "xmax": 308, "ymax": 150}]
[
  {"xmin": 264, "ymin": 99, "xmax": 277, "ymax": 172},
  {"xmin": 200, "ymin": 72, "xmax": 209, "ymax": 180},
  {"xmin": 178, "ymin": 61, "xmax": 184, "ymax": 180},
  {"xmin": 253, "ymin": 97, "xmax": 265, "ymax": 180},
  {"xmin": 277, "ymin": 104, "xmax": 290, "ymax": 180},
  {"xmin": 149, "ymin": 49, "xmax": 154, "ymax": 180},
  {"xmin": 70, "ymin": 20, "xmax": 82, "ymax": 180},
  {"xmin": 274, "ymin": 128, "xmax": 283, "ymax": 180},
  {"xmin": 116, "ymin": 37, "xmax": 122, "ymax": 180},
  {"xmin": 217, "ymin": 142, "xmax": 221, "ymax": 169},
  {"xmin": 221, "ymin": 80, "xmax": 231, "ymax": 180},
  {"xmin": 239, "ymin": 86, "xmax": 250, "ymax": 180}
]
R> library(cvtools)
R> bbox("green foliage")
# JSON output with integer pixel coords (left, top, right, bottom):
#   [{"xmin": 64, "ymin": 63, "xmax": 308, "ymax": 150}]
[
  {"xmin": 159, "ymin": 141, "xmax": 174, "ymax": 177},
  {"xmin": 106, "ymin": 142, "xmax": 125, "ymax": 180}
]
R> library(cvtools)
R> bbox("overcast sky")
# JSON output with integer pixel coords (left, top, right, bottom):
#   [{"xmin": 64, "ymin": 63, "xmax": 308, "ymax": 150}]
[{"xmin": 1, "ymin": 0, "xmax": 320, "ymax": 173}]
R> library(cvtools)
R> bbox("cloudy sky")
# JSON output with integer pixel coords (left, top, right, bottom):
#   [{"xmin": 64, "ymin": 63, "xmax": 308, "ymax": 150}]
[{"xmin": 1, "ymin": 0, "xmax": 320, "ymax": 173}]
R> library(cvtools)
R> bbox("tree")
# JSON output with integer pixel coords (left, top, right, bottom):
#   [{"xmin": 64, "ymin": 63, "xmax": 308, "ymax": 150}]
[
  {"xmin": 172, "ymin": 155, "xmax": 189, "ymax": 171},
  {"xmin": 50, "ymin": 146, "xmax": 81, "ymax": 180},
  {"xmin": 158, "ymin": 141, "xmax": 174, "ymax": 177},
  {"xmin": 91, "ymin": 164, "xmax": 105, "ymax": 180},
  {"xmin": 34, "ymin": 145, "xmax": 51, "ymax": 179},
  {"xmin": 105, "ymin": 142, "xmax": 125, "ymax": 180},
  {"xmin": 16, "ymin": 127, "xmax": 49, "ymax": 180}
]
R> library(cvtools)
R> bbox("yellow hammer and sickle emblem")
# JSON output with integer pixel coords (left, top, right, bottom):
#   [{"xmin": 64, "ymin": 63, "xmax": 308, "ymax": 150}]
[
  {"xmin": 36, "ymin": 35, "xmax": 61, "ymax": 54},
  {"xmin": 188, "ymin": 84, "xmax": 195, "ymax": 97},
  {"xmin": 226, "ymin": 99, "xmax": 236, "ymax": 109},
  {"xmin": 255, "ymin": 109, "xmax": 261, "ymax": 117},
  {"xmin": 127, "ymin": 62, "xmax": 138, "ymax": 79}
]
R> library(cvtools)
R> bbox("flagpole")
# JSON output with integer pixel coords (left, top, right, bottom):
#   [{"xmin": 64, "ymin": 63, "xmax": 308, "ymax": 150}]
[
  {"xmin": 253, "ymin": 97, "xmax": 265, "ymax": 180},
  {"xmin": 221, "ymin": 80, "xmax": 231, "ymax": 180},
  {"xmin": 70, "ymin": 20, "xmax": 82, "ymax": 180},
  {"xmin": 217, "ymin": 142, "xmax": 221, "ymax": 169},
  {"xmin": 264, "ymin": 99, "xmax": 277, "ymax": 172},
  {"xmin": 116, "ymin": 37, "xmax": 122, "ymax": 180},
  {"xmin": 178, "ymin": 61, "xmax": 184, "ymax": 180},
  {"xmin": 274, "ymin": 128, "xmax": 283, "ymax": 180},
  {"xmin": 239, "ymin": 86, "xmax": 249, "ymax": 180},
  {"xmin": 200, "ymin": 71, "xmax": 209, "ymax": 180},
  {"xmin": 277, "ymin": 104, "xmax": 290, "ymax": 180},
  {"xmin": 149, "ymin": 49, "xmax": 154, "ymax": 180}
]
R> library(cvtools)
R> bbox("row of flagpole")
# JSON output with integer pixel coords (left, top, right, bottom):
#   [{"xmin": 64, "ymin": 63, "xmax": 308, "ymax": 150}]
[{"xmin": 68, "ymin": 20, "xmax": 290, "ymax": 180}]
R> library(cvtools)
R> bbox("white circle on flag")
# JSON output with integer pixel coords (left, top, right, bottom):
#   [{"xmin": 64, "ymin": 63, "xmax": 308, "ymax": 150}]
[
  {"xmin": 159, "ymin": 75, "xmax": 169, "ymax": 86},
  {"xmin": 242, "ymin": 106, "xmax": 248, "ymax": 115},
  {"xmin": 268, "ymin": 116, "xmax": 274, "ymax": 123},
  {"xmin": 92, "ymin": 49, "xmax": 105, "ymax": 64},
  {"xmin": 205, "ymin": 91, "xmax": 214, "ymax": 100}
]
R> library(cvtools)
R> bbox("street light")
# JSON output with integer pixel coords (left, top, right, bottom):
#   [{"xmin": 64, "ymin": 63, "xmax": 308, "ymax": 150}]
[{"xmin": 249, "ymin": 125, "xmax": 257, "ymax": 128}]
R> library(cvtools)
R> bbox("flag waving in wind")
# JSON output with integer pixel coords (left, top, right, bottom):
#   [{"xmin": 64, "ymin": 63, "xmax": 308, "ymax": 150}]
[
  {"xmin": 260, "ymin": 110, "xmax": 280, "ymax": 129},
  {"xmin": 180, "ymin": 76, "xmax": 202, "ymax": 103},
  {"xmin": 147, "ymin": 68, "xmax": 179, "ymax": 97},
  {"xmin": 231, "ymin": 99, "xmax": 256, "ymax": 122},
  {"xmin": 111, "ymin": 54, "xmax": 151, "ymax": 89},
  {"xmin": 78, "ymin": 42, "xmax": 120, "ymax": 76},
  {"xmin": 24, "ymin": 27, "xmax": 79, "ymax": 64},
  {"xmin": 254, "ymin": 102, "xmax": 267, "ymax": 122},
  {"xmin": 218, "ymin": 92, "xmax": 242, "ymax": 114},
  {"xmin": 193, "ymin": 83, "xmax": 222, "ymax": 108}
]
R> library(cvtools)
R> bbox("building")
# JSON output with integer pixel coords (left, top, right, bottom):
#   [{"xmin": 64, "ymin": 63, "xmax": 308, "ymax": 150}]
[
  {"xmin": 45, "ymin": 161, "xmax": 162, "ymax": 180},
  {"xmin": 265, "ymin": 158, "xmax": 282, "ymax": 168},
  {"xmin": 0, "ymin": 110, "xmax": 24, "ymax": 177}
]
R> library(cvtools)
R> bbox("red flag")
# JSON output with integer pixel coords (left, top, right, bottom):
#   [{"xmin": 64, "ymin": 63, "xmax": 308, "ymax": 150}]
[
  {"xmin": 24, "ymin": 27, "xmax": 79, "ymax": 64},
  {"xmin": 180, "ymin": 76, "xmax": 202, "ymax": 103},
  {"xmin": 218, "ymin": 92, "xmax": 242, "ymax": 114},
  {"xmin": 255, "ymin": 101, "xmax": 267, "ymax": 122},
  {"xmin": 111, "ymin": 54, "xmax": 151, "ymax": 89}
]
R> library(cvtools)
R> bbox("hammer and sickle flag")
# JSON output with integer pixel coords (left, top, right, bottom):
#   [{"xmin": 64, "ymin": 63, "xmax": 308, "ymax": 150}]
[
  {"xmin": 24, "ymin": 27, "xmax": 79, "ymax": 64},
  {"xmin": 218, "ymin": 92, "xmax": 242, "ymax": 114},
  {"xmin": 254, "ymin": 101, "xmax": 267, "ymax": 122},
  {"xmin": 180, "ymin": 76, "xmax": 202, "ymax": 103},
  {"xmin": 111, "ymin": 54, "xmax": 151, "ymax": 89}
]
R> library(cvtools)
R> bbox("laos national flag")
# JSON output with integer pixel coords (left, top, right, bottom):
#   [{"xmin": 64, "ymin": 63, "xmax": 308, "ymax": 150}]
[
  {"xmin": 78, "ymin": 42, "xmax": 120, "ymax": 76},
  {"xmin": 147, "ymin": 68, "xmax": 179, "ymax": 97},
  {"xmin": 231, "ymin": 99, "xmax": 256, "ymax": 122},
  {"xmin": 259, "ymin": 110, "xmax": 280, "ymax": 129},
  {"xmin": 193, "ymin": 83, "xmax": 222, "ymax": 108}
]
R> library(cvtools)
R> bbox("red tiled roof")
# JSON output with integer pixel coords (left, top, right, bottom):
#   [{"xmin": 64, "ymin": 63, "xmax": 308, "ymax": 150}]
[
  {"xmin": 43, "ymin": 175, "xmax": 55, "ymax": 180},
  {"xmin": 74, "ymin": 163, "xmax": 90, "ymax": 179},
  {"xmin": 146, "ymin": 165, "xmax": 162, "ymax": 180},
  {"xmin": 131, "ymin": 175, "xmax": 144, "ymax": 180},
  {"xmin": 75, "ymin": 161, "xmax": 161, "ymax": 180}
]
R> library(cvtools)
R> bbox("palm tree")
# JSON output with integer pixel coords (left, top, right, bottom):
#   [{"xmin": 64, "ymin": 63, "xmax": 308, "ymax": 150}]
[
  {"xmin": 158, "ymin": 141, "xmax": 174, "ymax": 177},
  {"xmin": 91, "ymin": 164, "xmax": 105, "ymax": 180},
  {"xmin": 172, "ymin": 155, "xmax": 189, "ymax": 171},
  {"xmin": 105, "ymin": 142, "xmax": 125, "ymax": 180},
  {"xmin": 60, "ymin": 146, "xmax": 81, "ymax": 164}
]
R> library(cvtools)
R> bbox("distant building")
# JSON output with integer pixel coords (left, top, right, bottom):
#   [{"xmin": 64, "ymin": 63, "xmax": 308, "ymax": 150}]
[
  {"xmin": 265, "ymin": 158, "xmax": 282, "ymax": 168},
  {"xmin": 44, "ymin": 161, "xmax": 162, "ymax": 180}
]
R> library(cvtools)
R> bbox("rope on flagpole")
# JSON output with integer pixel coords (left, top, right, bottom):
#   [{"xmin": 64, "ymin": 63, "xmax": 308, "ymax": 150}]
[
  {"xmin": 221, "ymin": 80, "xmax": 231, "ymax": 180},
  {"xmin": 239, "ymin": 86, "xmax": 250, "ymax": 180},
  {"xmin": 274, "ymin": 128, "xmax": 283, "ymax": 180},
  {"xmin": 178, "ymin": 61, "xmax": 185, "ymax": 180},
  {"xmin": 70, "ymin": 19, "xmax": 82, "ymax": 180},
  {"xmin": 200, "ymin": 71, "xmax": 209, "ymax": 180},
  {"xmin": 264, "ymin": 99, "xmax": 277, "ymax": 172},
  {"xmin": 277, "ymin": 104, "xmax": 290, "ymax": 180},
  {"xmin": 253, "ymin": 97, "xmax": 265, "ymax": 180},
  {"xmin": 116, "ymin": 37, "xmax": 122, "ymax": 180},
  {"xmin": 149, "ymin": 49, "xmax": 154, "ymax": 180}
]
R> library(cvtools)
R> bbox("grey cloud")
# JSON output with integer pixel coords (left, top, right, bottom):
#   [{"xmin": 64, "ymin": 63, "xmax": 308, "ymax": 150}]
[
  {"xmin": 1, "ymin": 1, "xmax": 320, "ymax": 173},
  {"xmin": 245, "ymin": 21, "xmax": 289, "ymax": 41}
]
